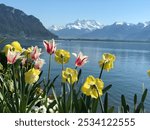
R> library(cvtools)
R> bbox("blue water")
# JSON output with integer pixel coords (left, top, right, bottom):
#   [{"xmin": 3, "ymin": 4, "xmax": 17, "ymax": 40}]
[
  {"xmin": 3, "ymin": 40, "xmax": 150, "ymax": 112},
  {"xmin": 41, "ymin": 40, "xmax": 150, "ymax": 112}
]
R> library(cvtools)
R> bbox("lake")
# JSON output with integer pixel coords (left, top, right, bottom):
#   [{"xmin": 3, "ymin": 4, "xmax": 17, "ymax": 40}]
[
  {"xmin": 41, "ymin": 40, "xmax": 150, "ymax": 112},
  {"xmin": 3, "ymin": 39, "xmax": 150, "ymax": 112}
]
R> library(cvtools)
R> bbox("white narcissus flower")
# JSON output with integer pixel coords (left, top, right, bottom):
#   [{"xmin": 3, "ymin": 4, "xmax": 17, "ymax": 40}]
[{"xmin": 72, "ymin": 52, "xmax": 88, "ymax": 67}]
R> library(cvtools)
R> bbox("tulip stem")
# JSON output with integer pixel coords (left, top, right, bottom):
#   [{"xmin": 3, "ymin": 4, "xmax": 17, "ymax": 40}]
[
  {"xmin": 99, "ymin": 63, "xmax": 104, "ymax": 79},
  {"xmin": 48, "ymin": 55, "xmax": 52, "ymax": 81}
]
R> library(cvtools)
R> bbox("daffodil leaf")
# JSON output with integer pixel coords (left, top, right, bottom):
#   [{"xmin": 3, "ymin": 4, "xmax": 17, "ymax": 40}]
[
  {"xmin": 79, "ymin": 97, "xmax": 88, "ymax": 112},
  {"xmin": 134, "ymin": 94, "xmax": 137, "ymax": 112},
  {"xmin": 135, "ymin": 103, "xmax": 144, "ymax": 113},
  {"xmin": 3, "ymin": 92, "xmax": 16, "ymax": 112},
  {"xmin": 141, "ymin": 89, "xmax": 148, "ymax": 103},
  {"xmin": 86, "ymin": 96, "xmax": 91, "ymax": 109},
  {"xmin": 47, "ymin": 75, "xmax": 59, "ymax": 94},
  {"xmin": 91, "ymin": 98, "xmax": 98, "ymax": 113},
  {"xmin": 67, "ymin": 92, "xmax": 71, "ymax": 112},
  {"xmin": 121, "ymin": 95, "xmax": 129, "ymax": 113},
  {"xmin": 104, "ymin": 92, "xmax": 108, "ymax": 113},
  {"xmin": 103, "ymin": 84, "xmax": 112, "ymax": 94},
  {"xmin": 108, "ymin": 106, "xmax": 114, "ymax": 113},
  {"xmin": 26, "ymin": 95, "xmax": 41, "ymax": 113},
  {"xmin": 126, "ymin": 105, "xmax": 130, "ymax": 112},
  {"xmin": 72, "ymin": 90, "xmax": 80, "ymax": 112},
  {"xmin": 20, "ymin": 95, "xmax": 28, "ymax": 112},
  {"xmin": 0, "ymin": 52, "xmax": 7, "ymax": 70}
]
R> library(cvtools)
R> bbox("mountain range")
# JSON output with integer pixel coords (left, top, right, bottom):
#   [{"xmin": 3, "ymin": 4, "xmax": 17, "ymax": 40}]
[
  {"xmin": 49, "ymin": 20, "xmax": 150, "ymax": 41},
  {"xmin": 0, "ymin": 4, "xmax": 57, "ymax": 40}
]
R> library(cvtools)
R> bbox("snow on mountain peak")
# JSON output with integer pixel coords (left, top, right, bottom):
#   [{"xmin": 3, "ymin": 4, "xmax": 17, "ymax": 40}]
[
  {"xmin": 49, "ymin": 19, "xmax": 104, "ymax": 31},
  {"xmin": 49, "ymin": 25, "xmax": 65, "ymax": 31},
  {"xmin": 66, "ymin": 19, "xmax": 103, "ymax": 30},
  {"xmin": 143, "ymin": 21, "xmax": 150, "ymax": 27},
  {"xmin": 114, "ymin": 22, "xmax": 125, "ymax": 25},
  {"xmin": 113, "ymin": 21, "xmax": 134, "ymax": 26}
]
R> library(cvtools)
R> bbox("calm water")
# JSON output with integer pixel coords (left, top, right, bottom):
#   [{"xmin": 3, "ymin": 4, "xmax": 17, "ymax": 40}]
[{"xmin": 3, "ymin": 40, "xmax": 150, "ymax": 112}]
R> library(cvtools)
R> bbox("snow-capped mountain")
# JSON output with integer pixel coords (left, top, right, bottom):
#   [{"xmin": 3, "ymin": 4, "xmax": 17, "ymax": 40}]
[
  {"xmin": 49, "ymin": 19, "xmax": 150, "ymax": 41},
  {"xmin": 49, "ymin": 25, "xmax": 65, "ymax": 31},
  {"xmin": 65, "ymin": 19, "xmax": 103, "ymax": 30},
  {"xmin": 81, "ymin": 21, "xmax": 150, "ymax": 40},
  {"xmin": 49, "ymin": 19, "xmax": 104, "ymax": 31},
  {"xmin": 49, "ymin": 19, "xmax": 104, "ymax": 38}
]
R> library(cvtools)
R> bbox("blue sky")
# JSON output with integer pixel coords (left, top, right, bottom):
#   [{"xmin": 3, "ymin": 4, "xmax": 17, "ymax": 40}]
[{"xmin": 1, "ymin": 0, "xmax": 150, "ymax": 28}]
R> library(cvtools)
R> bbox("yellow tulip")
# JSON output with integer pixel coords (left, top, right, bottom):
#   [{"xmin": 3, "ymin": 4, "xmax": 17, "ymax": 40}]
[
  {"xmin": 62, "ymin": 68, "xmax": 78, "ymax": 84},
  {"xmin": 11, "ymin": 41, "xmax": 23, "ymax": 52},
  {"xmin": 55, "ymin": 49, "xmax": 70, "ymax": 64},
  {"xmin": 25, "ymin": 68, "xmax": 41, "ymax": 84},
  {"xmin": 99, "ymin": 53, "xmax": 116, "ymax": 71},
  {"xmin": 81, "ymin": 75, "xmax": 104, "ymax": 99}
]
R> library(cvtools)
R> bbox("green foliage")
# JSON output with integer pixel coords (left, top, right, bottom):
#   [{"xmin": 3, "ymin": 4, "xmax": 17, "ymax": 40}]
[{"xmin": 119, "ymin": 89, "xmax": 148, "ymax": 113}]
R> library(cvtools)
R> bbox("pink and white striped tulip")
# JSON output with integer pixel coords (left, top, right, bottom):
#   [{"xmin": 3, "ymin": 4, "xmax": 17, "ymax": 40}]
[
  {"xmin": 34, "ymin": 58, "xmax": 45, "ymax": 69},
  {"xmin": 30, "ymin": 46, "xmax": 41, "ymax": 61},
  {"xmin": 72, "ymin": 52, "xmax": 88, "ymax": 67},
  {"xmin": 43, "ymin": 39, "xmax": 56, "ymax": 55},
  {"xmin": 7, "ymin": 49, "xmax": 21, "ymax": 64}
]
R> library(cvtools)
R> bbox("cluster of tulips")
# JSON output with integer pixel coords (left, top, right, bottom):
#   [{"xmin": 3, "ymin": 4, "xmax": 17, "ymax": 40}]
[{"xmin": 0, "ymin": 38, "xmax": 148, "ymax": 113}]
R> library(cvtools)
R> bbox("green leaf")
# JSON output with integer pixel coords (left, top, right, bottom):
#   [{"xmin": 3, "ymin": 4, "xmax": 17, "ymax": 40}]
[
  {"xmin": 104, "ymin": 93, "xmax": 108, "ymax": 113},
  {"xmin": 79, "ymin": 97, "xmax": 88, "ymax": 112},
  {"xmin": 91, "ymin": 98, "xmax": 98, "ymax": 113},
  {"xmin": 66, "ymin": 92, "xmax": 71, "ymax": 112},
  {"xmin": 103, "ymin": 84, "xmax": 112, "ymax": 94},
  {"xmin": 134, "ymin": 94, "xmax": 137, "ymax": 112},
  {"xmin": 141, "ymin": 89, "xmax": 148, "ymax": 103},
  {"xmin": 73, "ymin": 90, "xmax": 80, "ymax": 113},
  {"xmin": 0, "ymin": 52, "xmax": 7, "ymax": 70},
  {"xmin": 121, "ymin": 95, "xmax": 129, "ymax": 113},
  {"xmin": 26, "ymin": 95, "xmax": 41, "ymax": 113},
  {"xmin": 86, "ymin": 96, "xmax": 91, "ymax": 110},
  {"xmin": 135, "ymin": 103, "xmax": 144, "ymax": 113},
  {"xmin": 47, "ymin": 75, "xmax": 59, "ymax": 94},
  {"xmin": 126, "ymin": 105, "xmax": 130, "ymax": 112},
  {"xmin": 108, "ymin": 106, "xmax": 114, "ymax": 113}
]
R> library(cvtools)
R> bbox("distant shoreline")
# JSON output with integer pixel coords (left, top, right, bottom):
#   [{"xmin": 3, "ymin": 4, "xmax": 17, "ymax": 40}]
[
  {"xmin": 1, "ymin": 37, "xmax": 150, "ymax": 44},
  {"xmin": 58, "ymin": 38, "xmax": 150, "ymax": 43}
]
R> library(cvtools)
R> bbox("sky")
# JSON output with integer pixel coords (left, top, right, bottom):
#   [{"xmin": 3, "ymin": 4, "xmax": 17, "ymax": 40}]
[{"xmin": 1, "ymin": 0, "xmax": 150, "ymax": 28}]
